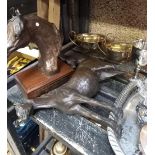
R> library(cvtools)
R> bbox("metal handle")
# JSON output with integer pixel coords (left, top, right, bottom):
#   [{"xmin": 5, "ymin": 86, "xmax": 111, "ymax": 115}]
[
  {"xmin": 97, "ymin": 33, "xmax": 116, "ymax": 56},
  {"xmin": 97, "ymin": 41, "xmax": 107, "ymax": 56},
  {"xmin": 97, "ymin": 33, "xmax": 112, "ymax": 56},
  {"xmin": 106, "ymin": 33, "xmax": 116, "ymax": 43},
  {"xmin": 69, "ymin": 31, "xmax": 79, "ymax": 47}
]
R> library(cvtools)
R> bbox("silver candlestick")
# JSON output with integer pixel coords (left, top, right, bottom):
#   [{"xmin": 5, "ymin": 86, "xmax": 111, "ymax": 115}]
[
  {"xmin": 132, "ymin": 39, "xmax": 147, "ymax": 79},
  {"xmin": 135, "ymin": 49, "xmax": 147, "ymax": 78}
]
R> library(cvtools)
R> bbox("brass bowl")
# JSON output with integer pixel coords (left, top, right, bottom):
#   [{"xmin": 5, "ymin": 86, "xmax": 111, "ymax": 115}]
[
  {"xmin": 104, "ymin": 42, "xmax": 133, "ymax": 62},
  {"xmin": 69, "ymin": 31, "xmax": 107, "ymax": 51}
]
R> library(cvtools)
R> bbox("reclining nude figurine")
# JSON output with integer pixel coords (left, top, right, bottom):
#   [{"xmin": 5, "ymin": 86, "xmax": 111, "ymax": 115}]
[
  {"xmin": 7, "ymin": 10, "xmax": 123, "ymax": 136},
  {"xmin": 15, "ymin": 57, "xmax": 123, "ymax": 136}
]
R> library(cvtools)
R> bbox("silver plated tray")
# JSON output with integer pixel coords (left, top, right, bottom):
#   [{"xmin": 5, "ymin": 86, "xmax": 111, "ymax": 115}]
[{"xmin": 107, "ymin": 92, "xmax": 144, "ymax": 155}]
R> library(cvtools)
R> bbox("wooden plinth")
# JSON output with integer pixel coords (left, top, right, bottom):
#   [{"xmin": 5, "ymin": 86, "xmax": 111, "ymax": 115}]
[{"xmin": 15, "ymin": 59, "xmax": 74, "ymax": 99}]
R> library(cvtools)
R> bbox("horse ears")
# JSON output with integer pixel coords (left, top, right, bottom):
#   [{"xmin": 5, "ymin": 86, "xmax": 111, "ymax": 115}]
[
  {"xmin": 15, "ymin": 9, "xmax": 21, "ymax": 16},
  {"xmin": 10, "ymin": 7, "xmax": 21, "ymax": 18}
]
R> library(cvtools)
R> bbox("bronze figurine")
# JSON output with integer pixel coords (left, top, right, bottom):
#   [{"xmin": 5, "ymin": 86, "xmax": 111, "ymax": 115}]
[{"xmin": 15, "ymin": 58, "xmax": 124, "ymax": 136}]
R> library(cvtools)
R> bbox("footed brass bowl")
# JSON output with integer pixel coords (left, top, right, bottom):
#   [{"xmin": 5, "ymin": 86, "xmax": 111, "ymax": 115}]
[
  {"xmin": 69, "ymin": 31, "xmax": 107, "ymax": 51},
  {"xmin": 104, "ymin": 42, "xmax": 133, "ymax": 62}
]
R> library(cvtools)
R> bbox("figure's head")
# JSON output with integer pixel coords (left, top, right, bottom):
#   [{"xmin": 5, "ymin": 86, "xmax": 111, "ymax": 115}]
[{"xmin": 7, "ymin": 9, "xmax": 24, "ymax": 56}]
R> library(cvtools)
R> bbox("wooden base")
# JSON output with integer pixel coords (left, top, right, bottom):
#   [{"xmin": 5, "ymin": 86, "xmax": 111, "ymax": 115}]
[{"xmin": 15, "ymin": 59, "xmax": 74, "ymax": 99}]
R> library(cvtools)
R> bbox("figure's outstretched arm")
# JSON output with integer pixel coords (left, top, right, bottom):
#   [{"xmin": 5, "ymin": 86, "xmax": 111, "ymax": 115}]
[{"xmin": 97, "ymin": 68, "xmax": 124, "ymax": 81}]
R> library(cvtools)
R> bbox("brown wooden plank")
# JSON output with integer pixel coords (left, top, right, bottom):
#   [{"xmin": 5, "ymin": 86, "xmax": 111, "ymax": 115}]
[
  {"xmin": 37, "ymin": 0, "xmax": 49, "ymax": 20},
  {"xmin": 48, "ymin": 0, "xmax": 60, "ymax": 29}
]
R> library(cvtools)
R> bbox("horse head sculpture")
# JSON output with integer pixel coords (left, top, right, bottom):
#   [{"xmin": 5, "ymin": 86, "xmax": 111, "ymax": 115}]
[{"xmin": 7, "ymin": 10, "xmax": 62, "ymax": 75}]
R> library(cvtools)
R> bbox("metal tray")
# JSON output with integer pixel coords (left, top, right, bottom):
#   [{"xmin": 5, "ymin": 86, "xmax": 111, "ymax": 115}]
[{"xmin": 107, "ymin": 92, "xmax": 144, "ymax": 155}]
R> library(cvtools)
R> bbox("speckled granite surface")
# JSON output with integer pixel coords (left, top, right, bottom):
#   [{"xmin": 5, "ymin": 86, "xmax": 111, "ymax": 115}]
[{"xmin": 89, "ymin": 0, "xmax": 147, "ymax": 42}]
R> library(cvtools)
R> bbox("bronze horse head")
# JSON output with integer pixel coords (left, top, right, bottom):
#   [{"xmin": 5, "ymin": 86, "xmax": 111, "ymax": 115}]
[{"xmin": 7, "ymin": 10, "xmax": 62, "ymax": 76}]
